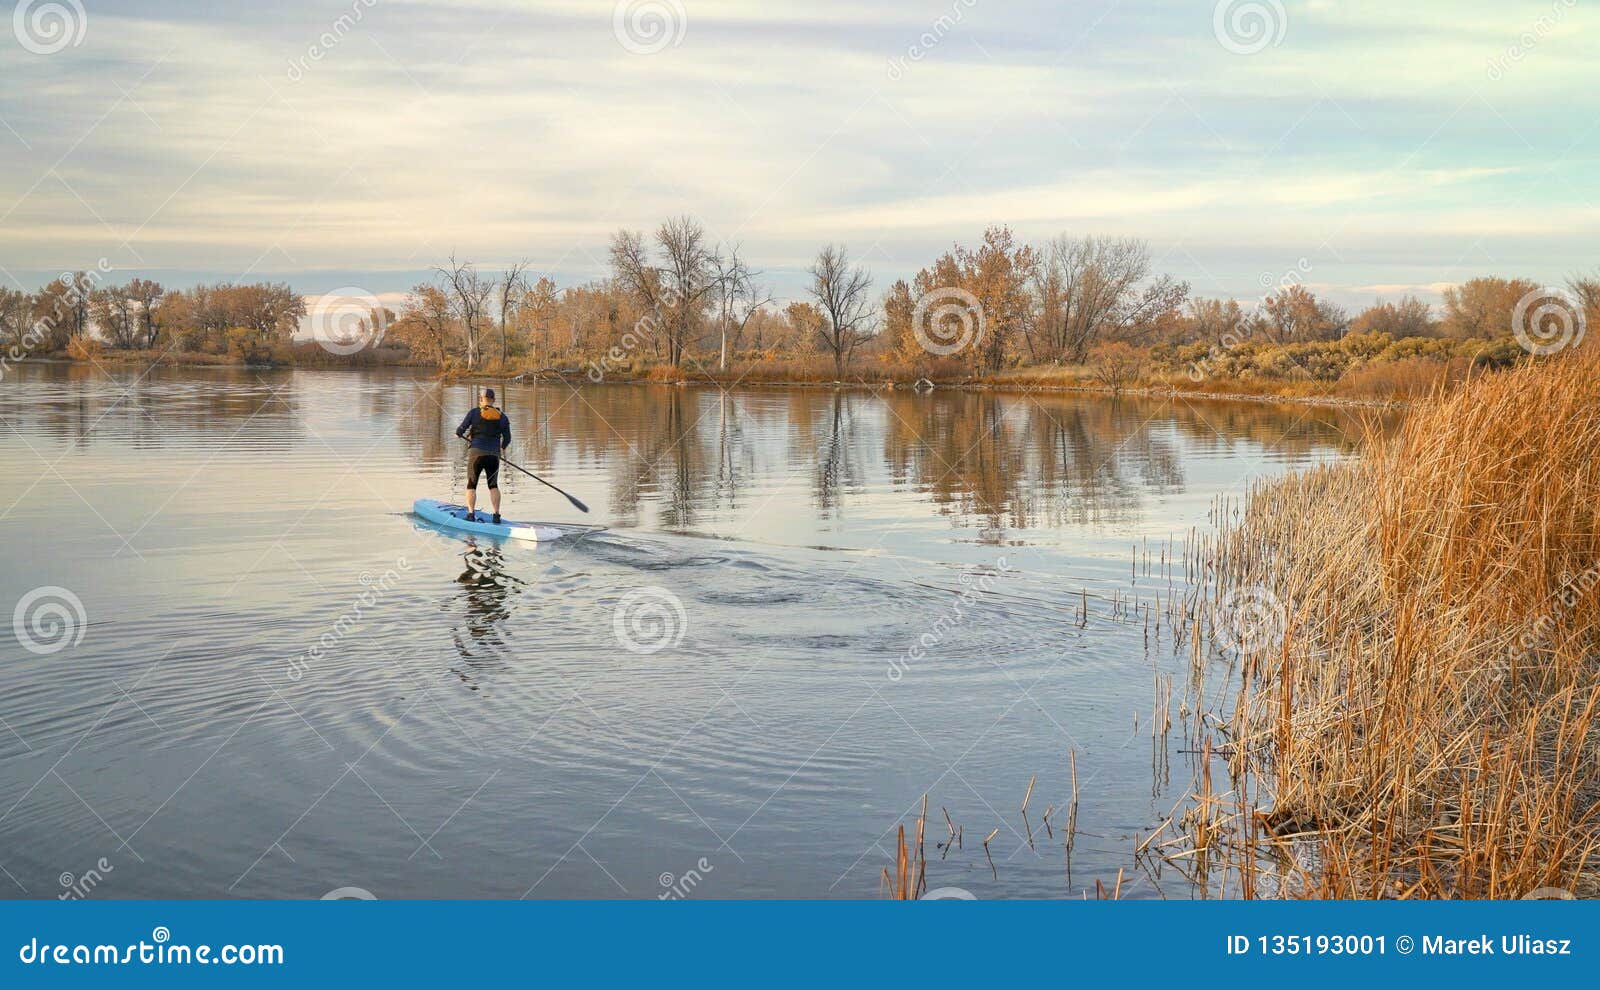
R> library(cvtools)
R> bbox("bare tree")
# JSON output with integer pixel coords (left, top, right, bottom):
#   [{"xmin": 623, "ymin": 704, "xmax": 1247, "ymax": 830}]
[
  {"xmin": 609, "ymin": 216, "xmax": 722, "ymax": 366},
  {"xmin": 0, "ymin": 287, "xmax": 33, "ymax": 349},
  {"xmin": 655, "ymin": 216, "xmax": 719, "ymax": 366},
  {"xmin": 498, "ymin": 260, "xmax": 531, "ymax": 365},
  {"xmin": 1568, "ymin": 269, "xmax": 1600, "ymax": 329},
  {"xmin": 1029, "ymin": 236, "xmax": 1187, "ymax": 361},
  {"xmin": 435, "ymin": 255, "xmax": 497, "ymax": 369},
  {"xmin": 807, "ymin": 244, "xmax": 874, "ymax": 377},
  {"xmin": 712, "ymin": 246, "xmax": 771, "ymax": 370},
  {"xmin": 127, "ymin": 278, "xmax": 165, "ymax": 349},
  {"xmin": 91, "ymin": 285, "xmax": 140, "ymax": 348}
]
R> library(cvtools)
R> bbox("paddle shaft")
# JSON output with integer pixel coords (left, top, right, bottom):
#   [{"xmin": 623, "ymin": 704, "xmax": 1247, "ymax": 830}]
[{"xmin": 464, "ymin": 441, "xmax": 589, "ymax": 513}]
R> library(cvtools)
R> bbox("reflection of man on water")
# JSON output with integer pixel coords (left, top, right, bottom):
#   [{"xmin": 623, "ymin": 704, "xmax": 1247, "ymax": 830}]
[
  {"xmin": 455, "ymin": 387, "xmax": 511, "ymax": 523},
  {"xmin": 454, "ymin": 537, "xmax": 517, "ymax": 667}
]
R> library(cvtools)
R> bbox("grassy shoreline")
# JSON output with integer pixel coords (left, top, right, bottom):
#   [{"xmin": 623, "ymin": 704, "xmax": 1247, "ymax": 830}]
[
  {"xmin": 17, "ymin": 350, "xmax": 1408, "ymax": 409},
  {"xmin": 25, "ymin": 321, "xmax": 1533, "ymax": 412}
]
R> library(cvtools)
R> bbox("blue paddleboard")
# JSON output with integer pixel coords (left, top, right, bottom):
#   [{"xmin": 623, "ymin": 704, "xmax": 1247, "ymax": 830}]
[{"xmin": 413, "ymin": 498, "xmax": 565, "ymax": 542}]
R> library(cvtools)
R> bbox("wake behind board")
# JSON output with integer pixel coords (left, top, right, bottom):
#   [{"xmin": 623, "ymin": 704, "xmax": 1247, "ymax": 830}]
[{"xmin": 413, "ymin": 498, "xmax": 565, "ymax": 542}]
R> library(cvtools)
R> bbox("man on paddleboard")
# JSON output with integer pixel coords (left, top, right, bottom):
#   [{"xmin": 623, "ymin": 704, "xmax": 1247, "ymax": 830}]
[{"xmin": 455, "ymin": 387, "xmax": 511, "ymax": 523}]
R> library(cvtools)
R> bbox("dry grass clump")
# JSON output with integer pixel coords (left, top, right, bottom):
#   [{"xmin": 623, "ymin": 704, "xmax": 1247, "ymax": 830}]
[
  {"xmin": 64, "ymin": 333, "xmax": 103, "ymax": 362},
  {"xmin": 1201, "ymin": 349, "xmax": 1600, "ymax": 897},
  {"xmin": 1334, "ymin": 354, "xmax": 1476, "ymax": 400}
]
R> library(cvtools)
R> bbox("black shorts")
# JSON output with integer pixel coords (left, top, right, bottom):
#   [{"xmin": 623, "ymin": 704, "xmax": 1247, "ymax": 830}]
[{"xmin": 467, "ymin": 451, "xmax": 500, "ymax": 490}]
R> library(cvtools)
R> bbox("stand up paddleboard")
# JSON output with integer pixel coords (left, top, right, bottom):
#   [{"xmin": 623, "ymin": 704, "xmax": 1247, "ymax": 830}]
[{"xmin": 413, "ymin": 498, "xmax": 565, "ymax": 542}]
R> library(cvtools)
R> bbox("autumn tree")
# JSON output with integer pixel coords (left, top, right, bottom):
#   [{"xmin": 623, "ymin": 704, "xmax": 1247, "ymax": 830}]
[
  {"xmin": 0, "ymin": 287, "xmax": 31, "ymax": 349},
  {"xmin": 1350, "ymin": 296, "xmax": 1434, "ymax": 337},
  {"xmin": 520, "ymin": 276, "xmax": 560, "ymax": 365},
  {"xmin": 31, "ymin": 273, "xmax": 92, "ymax": 351},
  {"xmin": 953, "ymin": 226, "xmax": 1036, "ymax": 371},
  {"xmin": 1088, "ymin": 340, "xmax": 1143, "ymax": 394},
  {"xmin": 1439, "ymin": 277, "xmax": 1541, "ymax": 338},
  {"xmin": 557, "ymin": 282, "xmax": 617, "ymax": 356},
  {"xmin": 1183, "ymin": 297, "xmax": 1246, "ymax": 344},
  {"xmin": 782, "ymin": 302, "xmax": 825, "ymax": 353},
  {"xmin": 230, "ymin": 281, "xmax": 304, "ymax": 351},
  {"xmin": 807, "ymin": 244, "xmax": 874, "ymax": 377},
  {"xmin": 882, "ymin": 279, "xmax": 918, "ymax": 361},
  {"xmin": 394, "ymin": 284, "xmax": 455, "ymax": 366},
  {"xmin": 1262, "ymin": 284, "xmax": 1346, "ymax": 342}
]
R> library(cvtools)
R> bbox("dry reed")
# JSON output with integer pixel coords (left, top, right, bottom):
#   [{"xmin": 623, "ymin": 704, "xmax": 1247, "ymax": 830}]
[{"xmin": 1182, "ymin": 349, "xmax": 1600, "ymax": 898}]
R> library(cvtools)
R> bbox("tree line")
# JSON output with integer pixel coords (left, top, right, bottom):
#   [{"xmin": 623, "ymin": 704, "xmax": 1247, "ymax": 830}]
[
  {"xmin": 389, "ymin": 219, "xmax": 1600, "ymax": 377},
  {"xmin": 2, "ymin": 275, "xmax": 304, "ymax": 362},
  {"xmin": 10, "ymin": 220, "xmax": 1595, "ymax": 375}
]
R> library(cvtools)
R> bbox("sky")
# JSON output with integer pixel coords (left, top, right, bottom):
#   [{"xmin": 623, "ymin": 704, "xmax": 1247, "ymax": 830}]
[{"xmin": 1, "ymin": 0, "xmax": 1597, "ymax": 310}]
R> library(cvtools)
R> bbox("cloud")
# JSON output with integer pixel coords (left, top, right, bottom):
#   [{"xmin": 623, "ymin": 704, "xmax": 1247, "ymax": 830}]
[
  {"xmin": 1, "ymin": 0, "xmax": 1597, "ymax": 299},
  {"xmin": 1349, "ymin": 282, "xmax": 1459, "ymax": 299}
]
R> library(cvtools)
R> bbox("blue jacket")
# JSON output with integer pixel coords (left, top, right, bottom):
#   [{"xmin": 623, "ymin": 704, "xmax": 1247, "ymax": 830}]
[{"xmin": 456, "ymin": 405, "xmax": 511, "ymax": 454}]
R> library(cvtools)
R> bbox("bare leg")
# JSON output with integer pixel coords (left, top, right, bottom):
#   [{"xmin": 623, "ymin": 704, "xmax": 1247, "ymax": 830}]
[
  {"xmin": 490, "ymin": 487, "xmax": 502, "ymax": 517},
  {"xmin": 465, "ymin": 487, "xmax": 477, "ymax": 517}
]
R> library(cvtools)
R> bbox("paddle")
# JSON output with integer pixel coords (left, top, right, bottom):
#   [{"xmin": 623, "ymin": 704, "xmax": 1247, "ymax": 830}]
[
  {"xmin": 462, "ymin": 439, "xmax": 590, "ymax": 514},
  {"xmin": 500, "ymin": 455, "xmax": 590, "ymax": 514}
]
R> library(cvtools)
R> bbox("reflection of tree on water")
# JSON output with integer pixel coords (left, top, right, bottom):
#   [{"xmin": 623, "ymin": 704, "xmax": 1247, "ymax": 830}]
[
  {"xmin": 881, "ymin": 391, "xmax": 1174, "ymax": 531},
  {"xmin": 609, "ymin": 388, "xmax": 711, "ymax": 531},
  {"xmin": 15, "ymin": 363, "xmax": 298, "ymax": 451},
  {"xmin": 449, "ymin": 537, "xmax": 524, "ymax": 686},
  {"xmin": 374, "ymin": 373, "xmax": 1384, "ymax": 536},
  {"xmin": 811, "ymin": 392, "xmax": 865, "ymax": 515},
  {"xmin": 712, "ymin": 392, "xmax": 746, "ymax": 512}
]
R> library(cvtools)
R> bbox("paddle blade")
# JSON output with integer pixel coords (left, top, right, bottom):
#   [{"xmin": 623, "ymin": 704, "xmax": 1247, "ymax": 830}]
[{"xmin": 568, "ymin": 495, "xmax": 590, "ymax": 514}]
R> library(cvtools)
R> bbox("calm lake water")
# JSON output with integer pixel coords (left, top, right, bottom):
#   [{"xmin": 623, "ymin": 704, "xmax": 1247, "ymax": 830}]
[{"xmin": 0, "ymin": 363, "xmax": 1367, "ymax": 899}]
